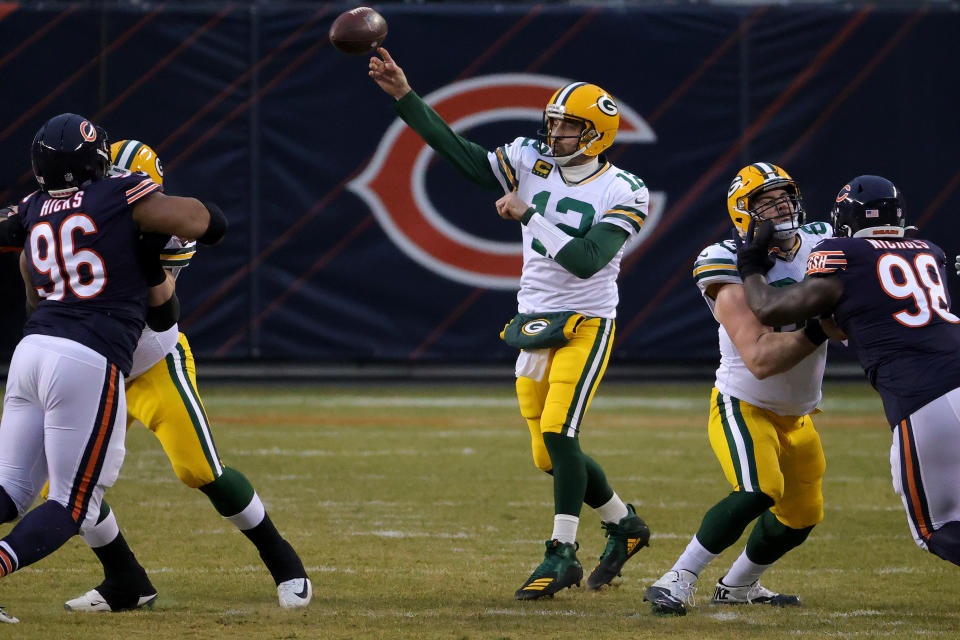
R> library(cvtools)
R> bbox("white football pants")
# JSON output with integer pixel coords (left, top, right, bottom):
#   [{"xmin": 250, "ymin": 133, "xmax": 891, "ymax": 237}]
[
  {"xmin": 890, "ymin": 385, "xmax": 960, "ymax": 550},
  {"xmin": 0, "ymin": 334, "xmax": 126, "ymax": 533}
]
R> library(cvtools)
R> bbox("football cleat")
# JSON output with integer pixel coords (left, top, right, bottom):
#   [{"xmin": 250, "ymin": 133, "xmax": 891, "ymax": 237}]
[
  {"xmin": 0, "ymin": 606, "xmax": 18, "ymax": 624},
  {"xmin": 514, "ymin": 540, "xmax": 583, "ymax": 601},
  {"xmin": 644, "ymin": 569, "xmax": 698, "ymax": 616},
  {"xmin": 587, "ymin": 503, "xmax": 650, "ymax": 589},
  {"xmin": 711, "ymin": 577, "xmax": 801, "ymax": 606},
  {"xmin": 277, "ymin": 577, "xmax": 312, "ymax": 609},
  {"xmin": 64, "ymin": 588, "xmax": 157, "ymax": 612}
]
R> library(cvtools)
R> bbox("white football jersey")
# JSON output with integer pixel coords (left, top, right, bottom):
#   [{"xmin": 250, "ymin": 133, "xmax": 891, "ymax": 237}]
[
  {"xmin": 693, "ymin": 222, "xmax": 833, "ymax": 416},
  {"xmin": 487, "ymin": 137, "xmax": 649, "ymax": 318},
  {"xmin": 128, "ymin": 236, "xmax": 197, "ymax": 381}
]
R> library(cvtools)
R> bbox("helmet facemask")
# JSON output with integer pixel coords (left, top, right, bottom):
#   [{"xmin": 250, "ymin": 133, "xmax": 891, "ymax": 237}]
[
  {"xmin": 748, "ymin": 184, "xmax": 805, "ymax": 242},
  {"xmin": 538, "ymin": 110, "xmax": 600, "ymax": 167}
]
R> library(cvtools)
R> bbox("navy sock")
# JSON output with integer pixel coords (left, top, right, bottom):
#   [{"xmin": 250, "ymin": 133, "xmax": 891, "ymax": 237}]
[
  {"xmin": 927, "ymin": 521, "xmax": 960, "ymax": 567},
  {"xmin": 0, "ymin": 501, "xmax": 79, "ymax": 575}
]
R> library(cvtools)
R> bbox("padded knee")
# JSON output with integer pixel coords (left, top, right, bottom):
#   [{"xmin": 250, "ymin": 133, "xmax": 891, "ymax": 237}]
[{"xmin": 926, "ymin": 521, "xmax": 960, "ymax": 567}]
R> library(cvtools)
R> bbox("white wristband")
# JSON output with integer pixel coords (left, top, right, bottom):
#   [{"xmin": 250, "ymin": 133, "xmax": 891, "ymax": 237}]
[{"xmin": 526, "ymin": 213, "xmax": 574, "ymax": 258}]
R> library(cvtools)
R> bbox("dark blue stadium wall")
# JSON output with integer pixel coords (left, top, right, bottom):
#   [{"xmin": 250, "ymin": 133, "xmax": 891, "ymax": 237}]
[{"xmin": 1, "ymin": 3, "xmax": 957, "ymax": 366}]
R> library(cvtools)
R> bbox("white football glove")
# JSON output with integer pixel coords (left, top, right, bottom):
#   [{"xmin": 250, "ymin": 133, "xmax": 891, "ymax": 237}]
[{"xmin": 955, "ymin": 254, "xmax": 960, "ymax": 277}]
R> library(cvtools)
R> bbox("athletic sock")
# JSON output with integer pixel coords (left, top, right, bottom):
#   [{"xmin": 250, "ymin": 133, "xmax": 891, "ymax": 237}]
[
  {"xmin": 542, "ymin": 432, "xmax": 587, "ymax": 517},
  {"xmin": 242, "ymin": 515, "xmax": 307, "ymax": 585},
  {"xmin": 695, "ymin": 491, "xmax": 773, "ymax": 553},
  {"xmin": 201, "ymin": 466, "xmax": 306, "ymax": 585},
  {"xmin": 552, "ymin": 514, "xmax": 579, "ymax": 545},
  {"xmin": 744, "ymin": 510, "xmax": 813, "ymax": 565},
  {"xmin": 595, "ymin": 493, "xmax": 629, "ymax": 524},
  {"xmin": 199, "ymin": 466, "xmax": 256, "ymax": 517},
  {"xmin": 671, "ymin": 535, "xmax": 718, "ymax": 577},
  {"xmin": 0, "ymin": 501, "xmax": 79, "ymax": 576},
  {"xmin": 722, "ymin": 549, "xmax": 771, "ymax": 586},
  {"xmin": 582, "ymin": 454, "xmax": 615, "ymax": 509}
]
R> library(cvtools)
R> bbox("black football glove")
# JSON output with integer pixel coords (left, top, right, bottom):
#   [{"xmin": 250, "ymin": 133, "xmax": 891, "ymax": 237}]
[{"xmin": 736, "ymin": 218, "xmax": 776, "ymax": 280}]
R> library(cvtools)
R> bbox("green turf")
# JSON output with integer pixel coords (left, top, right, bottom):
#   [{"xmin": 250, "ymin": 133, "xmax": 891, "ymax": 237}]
[{"xmin": 1, "ymin": 380, "xmax": 958, "ymax": 638}]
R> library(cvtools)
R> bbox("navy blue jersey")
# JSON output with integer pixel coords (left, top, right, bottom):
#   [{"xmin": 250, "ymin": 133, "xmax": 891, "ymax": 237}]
[
  {"xmin": 806, "ymin": 237, "xmax": 960, "ymax": 425},
  {"xmin": 17, "ymin": 171, "xmax": 162, "ymax": 375}
]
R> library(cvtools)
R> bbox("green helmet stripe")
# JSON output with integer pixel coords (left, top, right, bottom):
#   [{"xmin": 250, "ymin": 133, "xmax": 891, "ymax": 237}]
[
  {"xmin": 114, "ymin": 140, "xmax": 143, "ymax": 170},
  {"xmin": 553, "ymin": 82, "xmax": 587, "ymax": 107}
]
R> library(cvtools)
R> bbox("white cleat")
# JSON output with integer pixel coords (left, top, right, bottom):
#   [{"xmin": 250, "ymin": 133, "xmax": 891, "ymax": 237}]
[
  {"xmin": 0, "ymin": 606, "xmax": 18, "ymax": 624},
  {"xmin": 644, "ymin": 569, "xmax": 698, "ymax": 616},
  {"xmin": 277, "ymin": 577, "xmax": 312, "ymax": 609},
  {"xmin": 712, "ymin": 576, "xmax": 800, "ymax": 606},
  {"xmin": 64, "ymin": 588, "xmax": 158, "ymax": 612}
]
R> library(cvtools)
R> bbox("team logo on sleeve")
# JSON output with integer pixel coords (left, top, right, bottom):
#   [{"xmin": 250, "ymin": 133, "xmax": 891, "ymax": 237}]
[{"xmin": 349, "ymin": 74, "xmax": 661, "ymax": 289}]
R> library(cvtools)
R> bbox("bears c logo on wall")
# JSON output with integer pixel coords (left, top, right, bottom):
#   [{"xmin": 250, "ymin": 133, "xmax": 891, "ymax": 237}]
[{"xmin": 349, "ymin": 74, "xmax": 665, "ymax": 289}]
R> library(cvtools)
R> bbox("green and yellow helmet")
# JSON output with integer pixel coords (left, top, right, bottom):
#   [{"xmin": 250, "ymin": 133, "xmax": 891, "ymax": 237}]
[
  {"xmin": 110, "ymin": 139, "xmax": 163, "ymax": 186},
  {"xmin": 726, "ymin": 162, "xmax": 803, "ymax": 239},
  {"xmin": 540, "ymin": 82, "xmax": 620, "ymax": 162}
]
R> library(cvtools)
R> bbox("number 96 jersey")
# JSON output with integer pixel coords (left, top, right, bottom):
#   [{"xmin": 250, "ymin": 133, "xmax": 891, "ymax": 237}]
[
  {"xmin": 19, "ymin": 171, "xmax": 162, "ymax": 375},
  {"xmin": 487, "ymin": 137, "xmax": 649, "ymax": 318},
  {"xmin": 806, "ymin": 237, "xmax": 960, "ymax": 425}
]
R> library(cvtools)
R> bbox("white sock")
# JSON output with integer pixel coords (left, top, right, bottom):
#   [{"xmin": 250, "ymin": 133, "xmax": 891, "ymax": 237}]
[
  {"xmin": 552, "ymin": 514, "xmax": 579, "ymax": 544},
  {"xmin": 595, "ymin": 493, "xmax": 629, "ymax": 524},
  {"xmin": 722, "ymin": 549, "xmax": 772, "ymax": 586},
  {"xmin": 671, "ymin": 535, "xmax": 718, "ymax": 577},
  {"xmin": 81, "ymin": 507, "xmax": 120, "ymax": 548},
  {"xmin": 226, "ymin": 493, "xmax": 266, "ymax": 531}
]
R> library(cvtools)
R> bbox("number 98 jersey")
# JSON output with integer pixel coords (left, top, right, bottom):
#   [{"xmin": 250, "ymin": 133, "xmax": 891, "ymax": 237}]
[
  {"xmin": 18, "ymin": 170, "xmax": 162, "ymax": 375},
  {"xmin": 806, "ymin": 237, "xmax": 960, "ymax": 425},
  {"xmin": 487, "ymin": 137, "xmax": 649, "ymax": 318}
]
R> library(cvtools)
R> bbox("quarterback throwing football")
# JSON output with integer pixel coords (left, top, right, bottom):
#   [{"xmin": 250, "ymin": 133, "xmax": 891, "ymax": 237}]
[{"xmin": 370, "ymin": 48, "xmax": 650, "ymax": 599}]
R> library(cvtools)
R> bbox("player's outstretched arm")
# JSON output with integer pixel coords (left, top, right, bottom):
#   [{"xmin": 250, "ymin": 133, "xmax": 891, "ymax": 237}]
[
  {"xmin": 131, "ymin": 193, "xmax": 227, "ymax": 245},
  {"xmin": 742, "ymin": 273, "xmax": 842, "ymax": 328},
  {"xmin": 369, "ymin": 47, "xmax": 412, "ymax": 100}
]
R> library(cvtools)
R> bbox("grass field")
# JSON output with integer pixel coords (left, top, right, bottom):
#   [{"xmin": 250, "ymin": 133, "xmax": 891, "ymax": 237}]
[{"xmin": 1, "ymin": 380, "xmax": 958, "ymax": 639}]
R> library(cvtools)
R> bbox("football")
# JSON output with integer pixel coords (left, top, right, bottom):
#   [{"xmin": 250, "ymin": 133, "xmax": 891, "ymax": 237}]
[{"xmin": 328, "ymin": 7, "xmax": 388, "ymax": 56}]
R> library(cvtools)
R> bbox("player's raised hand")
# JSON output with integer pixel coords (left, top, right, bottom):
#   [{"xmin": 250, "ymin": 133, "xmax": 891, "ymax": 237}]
[
  {"xmin": 955, "ymin": 254, "xmax": 960, "ymax": 277},
  {"xmin": 736, "ymin": 218, "xmax": 776, "ymax": 280},
  {"xmin": 369, "ymin": 47, "xmax": 412, "ymax": 99}
]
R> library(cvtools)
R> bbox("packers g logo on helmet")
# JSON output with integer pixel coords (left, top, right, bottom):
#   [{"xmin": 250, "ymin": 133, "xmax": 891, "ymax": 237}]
[
  {"xmin": 540, "ymin": 82, "xmax": 620, "ymax": 162},
  {"xmin": 726, "ymin": 162, "xmax": 803, "ymax": 239},
  {"xmin": 110, "ymin": 139, "xmax": 164, "ymax": 186}
]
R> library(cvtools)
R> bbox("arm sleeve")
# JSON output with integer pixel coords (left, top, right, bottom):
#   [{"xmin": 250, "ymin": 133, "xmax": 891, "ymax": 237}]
[
  {"xmin": 393, "ymin": 92, "xmax": 502, "ymax": 191},
  {"xmin": 553, "ymin": 222, "xmax": 630, "ymax": 279}
]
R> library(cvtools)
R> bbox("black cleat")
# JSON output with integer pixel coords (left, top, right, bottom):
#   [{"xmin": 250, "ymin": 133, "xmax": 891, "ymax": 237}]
[{"xmin": 587, "ymin": 504, "xmax": 650, "ymax": 589}]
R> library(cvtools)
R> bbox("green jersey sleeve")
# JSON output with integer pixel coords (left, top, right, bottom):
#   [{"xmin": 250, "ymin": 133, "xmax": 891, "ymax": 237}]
[
  {"xmin": 393, "ymin": 92, "xmax": 502, "ymax": 192},
  {"xmin": 553, "ymin": 222, "xmax": 630, "ymax": 279}
]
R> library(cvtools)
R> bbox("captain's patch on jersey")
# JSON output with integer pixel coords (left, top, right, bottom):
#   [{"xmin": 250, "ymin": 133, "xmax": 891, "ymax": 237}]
[{"xmin": 532, "ymin": 159, "xmax": 553, "ymax": 179}]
